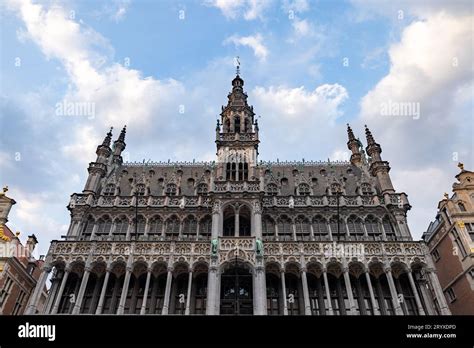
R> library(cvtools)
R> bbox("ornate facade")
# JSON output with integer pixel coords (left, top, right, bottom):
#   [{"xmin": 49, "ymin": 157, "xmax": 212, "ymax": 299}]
[
  {"xmin": 423, "ymin": 164, "xmax": 474, "ymax": 314},
  {"xmin": 27, "ymin": 73, "xmax": 450, "ymax": 315}
]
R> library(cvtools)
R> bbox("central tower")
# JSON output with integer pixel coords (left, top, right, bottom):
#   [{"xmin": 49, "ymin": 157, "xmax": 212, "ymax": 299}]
[{"xmin": 215, "ymin": 73, "xmax": 259, "ymax": 181}]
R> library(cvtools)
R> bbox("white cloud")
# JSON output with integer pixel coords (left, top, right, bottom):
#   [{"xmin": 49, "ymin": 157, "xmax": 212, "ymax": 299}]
[
  {"xmin": 253, "ymin": 83, "xmax": 348, "ymax": 121},
  {"xmin": 292, "ymin": 18, "xmax": 314, "ymax": 37},
  {"xmin": 356, "ymin": 10, "xmax": 473, "ymax": 237},
  {"xmin": 205, "ymin": 0, "xmax": 271, "ymax": 20},
  {"xmin": 282, "ymin": 0, "xmax": 309, "ymax": 14},
  {"xmin": 224, "ymin": 34, "xmax": 269, "ymax": 62},
  {"xmin": 8, "ymin": 0, "xmax": 185, "ymax": 130}
]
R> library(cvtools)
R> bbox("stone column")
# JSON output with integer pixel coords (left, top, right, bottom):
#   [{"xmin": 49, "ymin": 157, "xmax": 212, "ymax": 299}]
[
  {"xmin": 427, "ymin": 270, "xmax": 450, "ymax": 315},
  {"xmin": 234, "ymin": 207, "xmax": 240, "ymax": 237},
  {"xmin": 385, "ymin": 267, "xmax": 404, "ymax": 315},
  {"xmin": 95, "ymin": 268, "xmax": 111, "ymax": 314},
  {"xmin": 44, "ymin": 269, "xmax": 61, "ymax": 314},
  {"xmin": 407, "ymin": 271, "xmax": 425, "ymax": 315},
  {"xmin": 185, "ymin": 270, "xmax": 193, "ymax": 315},
  {"xmin": 291, "ymin": 223, "xmax": 297, "ymax": 241},
  {"xmin": 117, "ymin": 266, "xmax": 132, "ymax": 315},
  {"xmin": 322, "ymin": 269, "xmax": 333, "ymax": 315},
  {"xmin": 254, "ymin": 261, "xmax": 267, "ymax": 315},
  {"xmin": 364, "ymin": 270, "xmax": 380, "ymax": 315},
  {"xmin": 206, "ymin": 262, "xmax": 219, "ymax": 315},
  {"xmin": 280, "ymin": 270, "xmax": 288, "ymax": 315},
  {"xmin": 89, "ymin": 274, "xmax": 103, "ymax": 313},
  {"xmin": 301, "ymin": 269, "xmax": 312, "ymax": 315},
  {"xmin": 161, "ymin": 267, "xmax": 173, "ymax": 315},
  {"xmin": 343, "ymin": 267, "xmax": 356, "ymax": 315},
  {"xmin": 25, "ymin": 265, "xmax": 52, "ymax": 314},
  {"xmin": 140, "ymin": 268, "xmax": 152, "ymax": 315},
  {"xmin": 72, "ymin": 265, "xmax": 91, "ymax": 314},
  {"xmin": 51, "ymin": 266, "xmax": 70, "ymax": 314}
]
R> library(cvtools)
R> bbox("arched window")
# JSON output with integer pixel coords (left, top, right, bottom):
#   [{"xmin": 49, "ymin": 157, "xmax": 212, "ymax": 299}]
[
  {"xmin": 266, "ymin": 183, "xmax": 278, "ymax": 196},
  {"xmin": 199, "ymin": 216, "xmax": 212, "ymax": 238},
  {"xmin": 295, "ymin": 215, "xmax": 310, "ymax": 240},
  {"xmin": 135, "ymin": 184, "xmax": 146, "ymax": 196},
  {"xmin": 360, "ymin": 183, "xmax": 373, "ymax": 196},
  {"xmin": 330, "ymin": 183, "xmax": 342, "ymax": 195},
  {"xmin": 277, "ymin": 216, "xmax": 293, "ymax": 239},
  {"xmin": 458, "ymin": 202, "xmax": 466, "ymax": 212},
  {"xmin": 298, "ymin": 183, "xmax": 310, "ymax": 196},
  {"xmin": 81, "ymin": 216, "xmax": 95, "ymax": 240},
  {"xmin": 148, "ymin": 216, "xmax": 163, "ymax": 236},
  {"xmin": 365, "ymin": 216, "xmax": 380, "ymax": 235},
  {"xmin": 266, "ymin": 273, "xmax": 280, "ymax": 315},
  {"xmin": 166, "ymin": 183, "xmax": 177, "ymax": 196},
  {"xmin": 135, "ymin": 215, "xmax": 146, "ymax": 235},
  {"xmin": 96, "ymin": 216, "xmax": 112, "ymax": 236},
  {"xmin": 193, "ymin": 273, "xmax": 208, "ymax": 314},
  {"xmin": 225, "ymin": 119, "xmax": 230, "ymax": 132},
  {"xmin": 182, "ymin": 216, "xmax": 197, "ymax": 237},
  {"xmin": 244, "ymin": 118, "xmax": 250, "ymax": 132},
  {"xmin": 347, "ymin": 215, "xmax": 364, "ymax": 236},
  {"xmin": 285, "ymin": 273, "xmax": 302, "ymax": 315},
  {"xmin": 262, "ymin": 216, "xmax": 276, "ymax": 238},
  {"xmin": 234, "ymin": 116, "xmax": 240, "ymax": 133},
  {"xmin": 382, "ymin": 216, "xmax": 396, "ymax": 240},
  {"xmin": 166, "ymin": 216, "xmax": 180, "ymax": 238},
  {"xmin": 113, "ymin": 217, "xmax": 128, "ymax": 237},
  {"xmin": 103, "ymin": 184, "xmax": 115, "ymax": 196},
  {"xmin": 329, "ymin": 216, "xmax": 344, "ymax": 238},
  {"xmin": 312, "ymin": 216, "xmax": 328, "ymax": 240},
  {"xmin": 197, "ymin": 183, "xmax": 208, "ymax": 195}
]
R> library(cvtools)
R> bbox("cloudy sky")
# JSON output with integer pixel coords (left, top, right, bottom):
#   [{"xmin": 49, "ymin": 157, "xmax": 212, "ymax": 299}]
[{"xmin": 0, "ymin": 0, "xmax": 472, "ymax": 256}]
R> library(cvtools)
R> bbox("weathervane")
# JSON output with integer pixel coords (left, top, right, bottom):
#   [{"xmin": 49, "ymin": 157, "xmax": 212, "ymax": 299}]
[{"xmin": 235, "ymin": 56, "xmax": 240, "ymax": 75}]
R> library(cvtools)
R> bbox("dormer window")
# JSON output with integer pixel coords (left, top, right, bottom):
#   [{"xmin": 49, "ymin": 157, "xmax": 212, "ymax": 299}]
[
  {"xmin": 458, "ymin": 202, "xmax": 466, "ymax": 212},
  {"xmin": 266, "ymin": 183, "xmax": 278, "ymax": 196},
  {"xmin": 166, "ymin": 183, "xmax": 177, "ymax": 196},
  {"xmin": 197, "ymin": 183, "xmax": 208, "ymax": 195},
  {"xmin": 330, "ymin": 183, "xmax": 342, "ymax": 195},
  {"xmin": 135, "ymin": 184, "xmax": 146, "ymax": 196},
  {"xmin": 103, "ymin": 184, "xmax": 115, "ymax": 196},
  {"xmin": 298, "ymin": 183, "xmax": 310, "ymax": 196},
  {"xmin": 361, "ymin": 183, "xmax": 373, "ymax": 196}
]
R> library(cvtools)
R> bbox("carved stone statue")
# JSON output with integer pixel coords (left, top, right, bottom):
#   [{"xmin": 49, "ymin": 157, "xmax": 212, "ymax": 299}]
[{"xmin": 211, "ymin": 238, "xmax": 218, "ymax": 255}]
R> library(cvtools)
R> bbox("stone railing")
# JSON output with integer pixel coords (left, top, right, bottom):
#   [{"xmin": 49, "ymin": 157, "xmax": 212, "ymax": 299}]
[
  {"xmin": 70, "ymin": 194, "xmax": 213, "ymax": 209},
  {"xmin": 218, "ymin": 133, "xmax": 257, "ymax": 142},
  {"xmin": 213, "ymin": 181, "xmax": 260, "ymax": 193},
  {"xmin": 48, "ymin": 239, "xmax": 425, "ymax": 267}
]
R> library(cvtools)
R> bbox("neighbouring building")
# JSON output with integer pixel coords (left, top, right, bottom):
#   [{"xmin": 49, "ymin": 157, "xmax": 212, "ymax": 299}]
[
  {"xmin": 423, "ymin": 163, "xmax": 474, "ymax": 315},
  {"xmin": 0, "ymin": 186, "xmax": 47, "ymax": 314},
  {"xmin": 28, "ymin": 71, "xmax": 450, "ymax": 316}
]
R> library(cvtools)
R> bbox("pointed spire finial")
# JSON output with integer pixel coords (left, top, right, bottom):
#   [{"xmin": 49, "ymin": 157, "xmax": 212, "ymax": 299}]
[
  {"xmin": 102, "ymin": 126, "xmax": 113, "ymax": 147},
  {"xmin": 347, "ymin": 123, "xmax": 355, "ymax": 141},
  {"xmin": 365, "ymin": 124, "xmax": 375, "ymax": 145},
  {"xmin": 118, "ymin": 125, "xmax": 127, "ymax": 142},
  {"xmin": 458, "ymin": 162, "xmax": 464, "ymax": 171}
]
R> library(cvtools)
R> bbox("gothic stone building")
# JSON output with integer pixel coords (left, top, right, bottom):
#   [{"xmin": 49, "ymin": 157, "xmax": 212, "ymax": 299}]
[{"xmin": 27, "ymin": 73, "xmax": 450, "ymax": 316}]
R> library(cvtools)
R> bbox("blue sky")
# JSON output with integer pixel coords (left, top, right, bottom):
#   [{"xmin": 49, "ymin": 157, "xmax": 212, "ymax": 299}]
[{"xmin": 0, "ymin": 0, "xmax": 472, "ymax": 256}]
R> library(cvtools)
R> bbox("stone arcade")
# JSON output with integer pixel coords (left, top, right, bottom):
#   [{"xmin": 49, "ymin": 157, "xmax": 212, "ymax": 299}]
[{"xmin": 26, "ymin": 73, "xmax": 450, "ymax": 316}]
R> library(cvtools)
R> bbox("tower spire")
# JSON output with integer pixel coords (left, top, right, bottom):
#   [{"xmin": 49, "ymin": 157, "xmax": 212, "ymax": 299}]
[
  {"xmin": 118, "ymin": 125, "xmax": 127, "ymax": 143},
  {"xmin": 346, "ymin": 124, "xmax": 362, "ymax": 167},
  {"xmin": 365, "ymin": 124, "xmax": 376, "ymax": 146},
  {"xmin": 364, "ymin": 124, "xmax": 395, "ymax": 193},
  {"xmin": 102, "ymin": 127, "xmax": 113, "ymax": 147}
]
